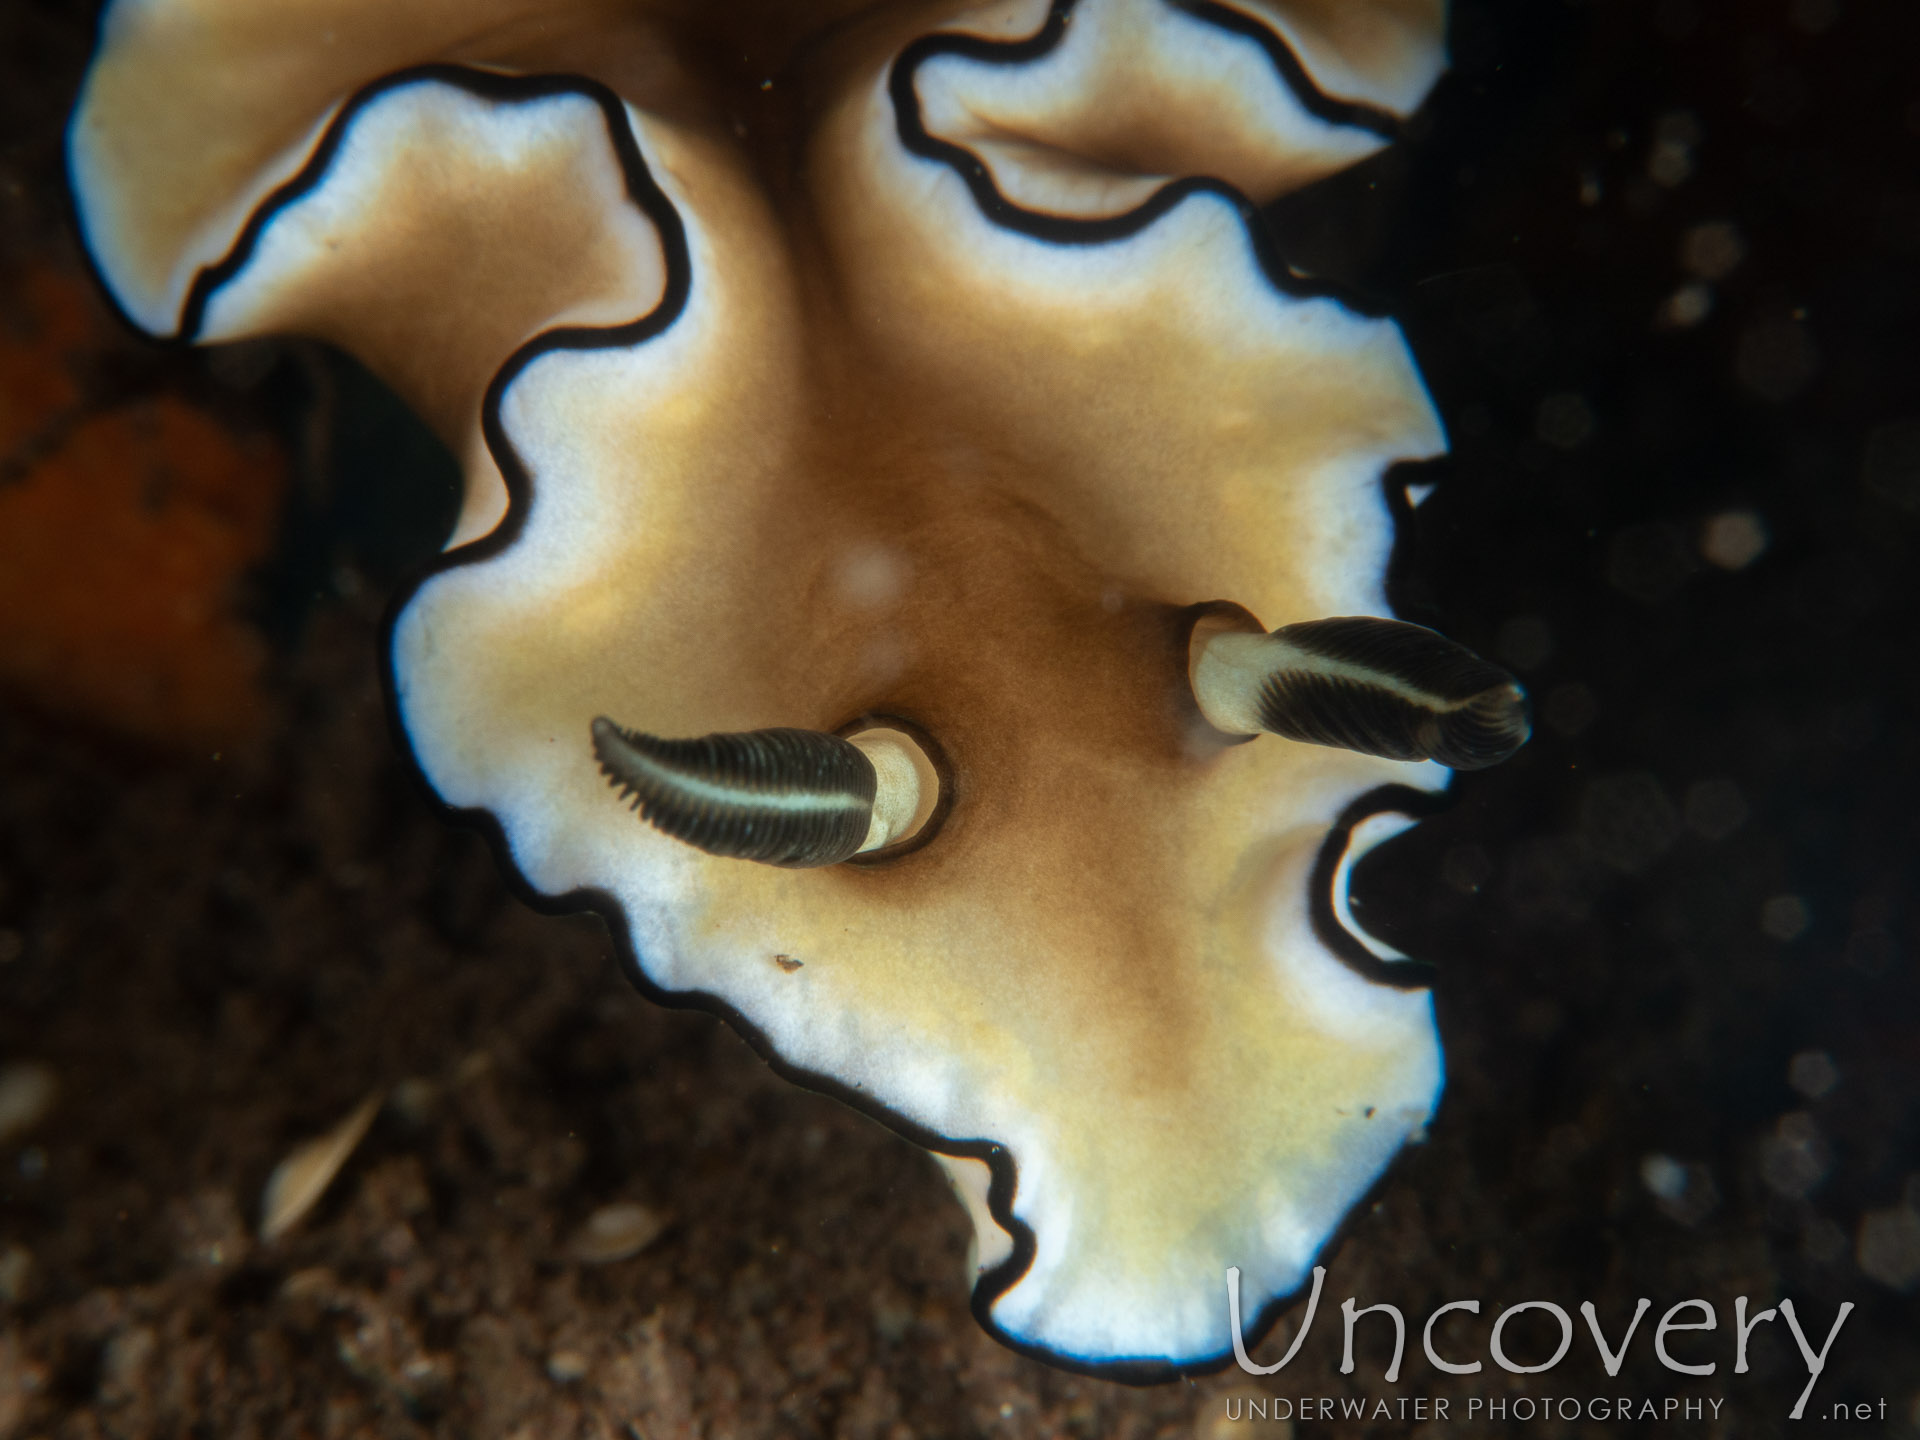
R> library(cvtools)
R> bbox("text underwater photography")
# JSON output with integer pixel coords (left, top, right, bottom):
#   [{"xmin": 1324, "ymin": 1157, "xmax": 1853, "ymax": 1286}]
[{"xmin": 1, "ymin": 0, "xmax": 1917, "ymax": 1436}]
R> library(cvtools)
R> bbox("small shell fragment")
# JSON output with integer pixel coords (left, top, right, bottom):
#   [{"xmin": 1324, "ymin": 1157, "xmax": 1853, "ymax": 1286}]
[
  {"xmin": 545, "ymin": 1348, "xmax": 590, "ymax": 1383},
  {"xmin": 389, "ymin": 1075, "xmax": 440, "ymax": 1127},
  {"xmin": 567, "ymin": 1202, "xmax": 668, "ymax": 1265},
  {"xmin": 0, "ymin": 1243, "xmax": 32, "ymax": 1303},
  {"xmin": 0, "ymin": 1063, "xmax": 56, "ymax": 1145},
  {"xmin": 259, "ymin": 1090, "xmax": 383, "ymax": 1242},
  {"xmin": 278, "ymin": 1265, "xmax": 339, "ymax": 1302}
]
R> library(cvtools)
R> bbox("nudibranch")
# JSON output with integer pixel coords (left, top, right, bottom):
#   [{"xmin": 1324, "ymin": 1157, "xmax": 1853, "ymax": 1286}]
[{"xmin": 70, "ymin": 0, "xmax": 1526, "ymax": 1374}]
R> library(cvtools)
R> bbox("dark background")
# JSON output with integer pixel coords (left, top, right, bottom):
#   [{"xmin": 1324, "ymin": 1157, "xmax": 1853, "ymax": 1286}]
[{"xmin": 1, "ymin": 0, "xmax": 1916, "ymax": 1434}]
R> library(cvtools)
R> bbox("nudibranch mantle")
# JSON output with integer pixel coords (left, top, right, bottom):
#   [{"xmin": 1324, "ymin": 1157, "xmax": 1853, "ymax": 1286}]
[{"xmin": 71, "ymin": 0, "xmax": 1476, "ymax": 1373}]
